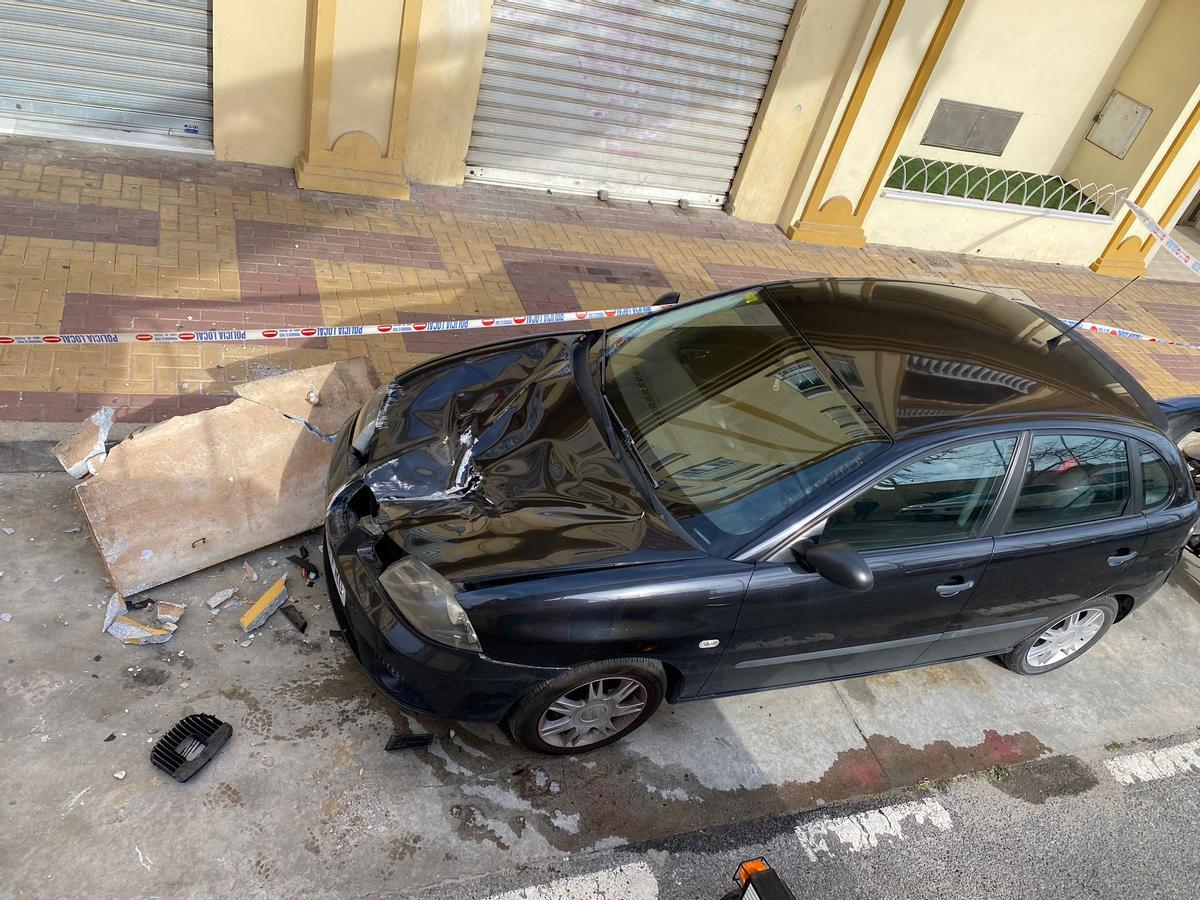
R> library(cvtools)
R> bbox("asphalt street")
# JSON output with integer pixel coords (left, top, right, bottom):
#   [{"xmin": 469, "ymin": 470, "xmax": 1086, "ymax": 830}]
[
  {"xmin": 4, "ymin": 429, "xmax": 1200, "ymax": 899},
  {"xmin": 446, "ymin": 732, "xmax": 1200, "ymax": 899}
]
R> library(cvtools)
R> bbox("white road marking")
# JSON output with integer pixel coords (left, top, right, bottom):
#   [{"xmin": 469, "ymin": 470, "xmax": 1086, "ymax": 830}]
[
  {"xmin": 796, "ymin": 798, "xmax": 954, "ymax": 862},
  {"xmin": 483, "ymin": 863, "xmax": 658, "ymax": 899},
  {"xmin": 1105, "ymin": 738, "xmax": 1200, "ymax": 785}
]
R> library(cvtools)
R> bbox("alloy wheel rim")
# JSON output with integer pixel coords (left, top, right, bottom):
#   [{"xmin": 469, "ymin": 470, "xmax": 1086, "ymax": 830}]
[
  {"xmin": 537, "ymin": 676, "xmax": 648, "ymax": 749},
  {"xmin": 1026, "ymin": 608, "xmax": 1106, "ymax": 668}
]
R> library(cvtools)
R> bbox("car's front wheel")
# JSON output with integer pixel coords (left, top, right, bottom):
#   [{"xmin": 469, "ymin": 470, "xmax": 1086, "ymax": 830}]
[
  {"xmin": 1001, "ymin": 598, "xmax": 1118, "ymax": 675},
  {"xmin": 507, "ymin": 658, "xmax": 665, "ymax": 754}
]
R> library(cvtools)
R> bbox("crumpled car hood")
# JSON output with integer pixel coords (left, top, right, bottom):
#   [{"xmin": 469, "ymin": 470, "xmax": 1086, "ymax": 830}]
[{"xmin": 361, "ymin": 335, "xmax": 700, "ymax": 585}]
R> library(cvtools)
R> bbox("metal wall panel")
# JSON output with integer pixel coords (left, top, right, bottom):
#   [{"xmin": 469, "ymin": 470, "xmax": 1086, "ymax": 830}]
[
  {"xmin": 921, "ymin": 99, "xmax": 1022, "ymax": 158},
  {"xmin": 466, "ymin": 0, "xmax": 795, "ymax": 207},
  {"xmin": 0, "ymin": 0, "xmax": 213, "ymax": 141}
]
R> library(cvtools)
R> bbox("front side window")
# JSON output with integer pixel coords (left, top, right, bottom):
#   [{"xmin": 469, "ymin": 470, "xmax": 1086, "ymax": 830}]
[
  {"xmin": 819, "ymin": 438, "xmax": 1017, "ymax": 552},
  {"xmin": 1139, "ymin": 444, "xmax": 1172, "ymax": 508},
  {"xmin": 1007, "ymin": 434, "xmax": 1129, "ymax": 533},
  {"xmin": 599, "ymin": 289, "xmax": 890, "ymax": 556}
]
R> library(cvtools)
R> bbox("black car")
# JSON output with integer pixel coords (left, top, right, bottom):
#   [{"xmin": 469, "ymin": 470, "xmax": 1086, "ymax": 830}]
[{"xmin": 324, "ymin": 279, "xmax": 1198, "ymax": 753}]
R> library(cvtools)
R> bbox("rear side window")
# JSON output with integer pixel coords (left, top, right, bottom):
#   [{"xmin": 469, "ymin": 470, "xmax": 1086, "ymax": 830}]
[
  {"xmin": 1007, "ymin": 435, "xmax": 1129, "ymax": 533},
  {"xmin": 1139, "ymin": 444, "xmax": 1172, "ymax": 508},
  {"xmin": 820, "ymin": 437, "xmax": 1017, "ymax": 551}
]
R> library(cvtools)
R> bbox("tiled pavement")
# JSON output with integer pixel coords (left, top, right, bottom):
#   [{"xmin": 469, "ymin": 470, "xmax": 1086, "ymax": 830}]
[{"xmin": 2, "ymin": 134, "xmax": 1200, "ymax": 422}]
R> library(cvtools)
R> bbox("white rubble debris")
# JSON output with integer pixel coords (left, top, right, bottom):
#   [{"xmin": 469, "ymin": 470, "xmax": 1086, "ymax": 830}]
[{"xmin": 53, "ymin": 406, "xmax": 115, "ymax": 478}]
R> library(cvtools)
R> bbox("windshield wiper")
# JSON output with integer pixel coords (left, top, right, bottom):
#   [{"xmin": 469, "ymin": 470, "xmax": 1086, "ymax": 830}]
[{"xmin": 601, "ymin": 393, "xmax": 661, "ymax": 489}]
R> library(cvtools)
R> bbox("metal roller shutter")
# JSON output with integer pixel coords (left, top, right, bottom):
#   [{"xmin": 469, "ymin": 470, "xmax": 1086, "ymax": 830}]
[
  {"xmin": 466, "ymin": 0, "xmax": 795, "ymax": 207},
  {"xmin": 0, "ymin": 0, "xmax": 213, "ymax": 143}
]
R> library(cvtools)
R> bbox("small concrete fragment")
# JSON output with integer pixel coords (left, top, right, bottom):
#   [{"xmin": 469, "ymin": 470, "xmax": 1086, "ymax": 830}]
[
  {"xmin": 1, "ymin": 527, "xmax": 13, "ymax": 535},
  {"xmin": 0, "ymin": 612, "xmax": 12, "ymax": 623},
  {"xmin": 156, "ymin": 601, "xmax": 187, "ymax": 624},
  {"xmin": 206, "ymin": 588, "xmax": 238, "ymax": 610},
  {"xmin": 242, "ymin": 561, "xmax": 259, "ymax": 583},
  {"xmin": 107, "ymin": 616, "xmax": 173, "ymax": 645},
  {"xmin": 240, "ymin": 576, "xmax": 288, "ymax": 633},
  {"xmin": 53, "ymin": 406, "xmax": 114, "ymax": 478},
  {"xmin": 102, "ymin": 592, "xmax": 126, "ymax": 633}
]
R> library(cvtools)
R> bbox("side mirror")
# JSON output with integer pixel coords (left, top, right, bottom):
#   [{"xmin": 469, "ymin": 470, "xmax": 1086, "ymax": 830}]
[
  {"xmin": 793, "ymin": 540, "xmax": 874, "ymax": 592},
  {"xmin": 656, "ymin": 291, "xmax": 681, "ymax": 306}
]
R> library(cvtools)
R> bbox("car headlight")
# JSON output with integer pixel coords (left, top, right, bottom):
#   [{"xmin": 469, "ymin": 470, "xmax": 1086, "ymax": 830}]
[{"xmin": 378, "ymin": 557, "xmax": 481, "ymax": 652}]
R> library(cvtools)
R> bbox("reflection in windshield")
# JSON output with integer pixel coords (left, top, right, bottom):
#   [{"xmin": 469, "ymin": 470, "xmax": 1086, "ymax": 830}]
[{"xmin": 601, "ymin": 290, "xmax": 890, "ymax": 555}]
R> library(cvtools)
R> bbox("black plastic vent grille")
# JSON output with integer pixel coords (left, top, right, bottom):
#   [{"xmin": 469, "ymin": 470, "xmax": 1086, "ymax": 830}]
[{"xmin": 150, "ymin": 714, "xmax": 232, "ymax": 783}]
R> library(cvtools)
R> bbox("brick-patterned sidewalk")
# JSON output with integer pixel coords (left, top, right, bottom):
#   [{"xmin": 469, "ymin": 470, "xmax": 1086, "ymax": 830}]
[{"xmin": 2, "ymin": 135, "xmax": 1200, "ymax": 422}]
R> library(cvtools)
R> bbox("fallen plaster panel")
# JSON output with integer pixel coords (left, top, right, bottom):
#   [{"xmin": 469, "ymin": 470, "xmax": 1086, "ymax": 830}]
[{"xmin": 75, "ymin": 359, "xmax": 381, "ymax": 595}]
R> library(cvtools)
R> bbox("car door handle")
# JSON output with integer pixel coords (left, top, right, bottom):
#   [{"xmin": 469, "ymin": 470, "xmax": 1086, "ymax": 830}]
[
  {"xmin": 935, "ymin": 578, "xmax": 975, "ymax": 598},
  {"xmin": 1107, "ymin": 549, "xmax": 1138, "ymax": 566}
]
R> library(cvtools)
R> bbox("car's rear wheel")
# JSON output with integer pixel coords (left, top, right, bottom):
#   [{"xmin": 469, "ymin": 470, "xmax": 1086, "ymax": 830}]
[
  {"xmin": 1001, "ymin": 598, "xmax": 1118, "ymax": 675},
  {"xmin": 507, "ymin": 658, "xmax": 665, "ymax": 754}
]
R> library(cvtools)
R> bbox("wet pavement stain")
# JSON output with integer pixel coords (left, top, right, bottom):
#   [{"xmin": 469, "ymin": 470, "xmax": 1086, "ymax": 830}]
[
  {"xmin": 385, "ymin": 834, "xmax": 423, "ymax": 861},
  {"xmin": 219, "ymin": 684, "xmax": 275, "ymax": 740},
  {"xmin": 124, "ymin": 666, "xmax": 170, "ymax": 688},
  {"xmin": 991, "ymin": 754, "xmax": 1100, "ymax": 804},
  {"xmin": 451, "ymin": 804, "xmax": 511, "ymax": 850},
  {"xmin": 413, "ymin": 727, "xmax": 1051, "ymax": 855},
  {"xmin": 203, "ymin": 782, "xmax": 245, "ymax": 809}
]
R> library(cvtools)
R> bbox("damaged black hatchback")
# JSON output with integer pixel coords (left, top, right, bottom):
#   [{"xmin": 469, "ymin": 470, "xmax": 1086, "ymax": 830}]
[{"xmin": 324, "ymin": 279, "xmax": 1197, "ymax": 753}]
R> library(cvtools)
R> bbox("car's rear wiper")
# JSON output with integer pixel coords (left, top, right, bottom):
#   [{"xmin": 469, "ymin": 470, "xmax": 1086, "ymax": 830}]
[{"xmin": 601, "ymin": 393, "xmax": 661, "ymax": 489}]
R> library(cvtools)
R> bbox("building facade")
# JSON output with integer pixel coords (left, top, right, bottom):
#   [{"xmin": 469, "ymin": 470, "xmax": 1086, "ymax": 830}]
[{"xmin": 3, "ymin": 0, "xmax": 1200, "ymax": 277}]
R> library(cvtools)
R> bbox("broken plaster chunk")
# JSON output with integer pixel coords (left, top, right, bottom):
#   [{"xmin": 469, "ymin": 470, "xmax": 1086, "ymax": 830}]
[
  {"xmin": 107, "ymin": 615, "xmax": 173, "ymax": 645},
  {"xmin": 156, "ymin": 601, "xmax": 187, "ymax": 624},
  {"xmin": 306, "ymin": 389, "xmax": 320, "ymax": 406},
  {"xmin": 73, "ymin": 359, "xmax": 381, "ymax": 597},
  {"xmin": 102, "ymin": 592, "xmax": 127, "ymax": 633},
  {"xmin": 206, "ymin": 587, "xmax": 238, "ymax": 610},
  {"xmin": 53, "ymin": 406, "xmax": 115, "ymax": 478},
  {"xmin": 240, "ymin": 576, "xmax": 288, "ymax": 633},
  {"xmin": 242, "ymin": 561, "xmax": 259, "ymax": 583}
]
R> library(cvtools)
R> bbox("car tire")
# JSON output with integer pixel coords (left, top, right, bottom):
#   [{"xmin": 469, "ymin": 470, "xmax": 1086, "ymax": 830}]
[
  {"xmin": 507, "ymin": 658, "xmax": 666, "ymax": 755},
  {"xmin": 1001, "ymin": 598, "xmax": 1119, "ymax": 676}
]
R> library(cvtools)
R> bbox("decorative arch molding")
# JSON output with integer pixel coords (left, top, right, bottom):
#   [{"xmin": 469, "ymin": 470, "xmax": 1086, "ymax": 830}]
[{"xmin": 294, "ymin": 0, "xmax": 424, "ymax": 199}]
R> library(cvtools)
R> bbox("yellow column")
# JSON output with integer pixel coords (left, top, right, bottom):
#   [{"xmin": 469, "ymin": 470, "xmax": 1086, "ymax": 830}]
[
  {"xmin": 785, "ymin": 0, "xmax": 963, "ymax": 248},
  {"xmin": 294, "ymin": 0, "xmax": 425, "ymax": 199},
  {"xmin": 1091, "ymin": 98, "xmax": 1200, "ymax": 277}
]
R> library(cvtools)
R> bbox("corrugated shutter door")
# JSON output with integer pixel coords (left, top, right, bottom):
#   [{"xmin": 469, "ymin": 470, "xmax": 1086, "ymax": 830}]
[
  {"xmin": 466, "ymin": 0, "xmax": 794, "ymax": 207},
  {"xmin": 0, "ymin": 0, "xmax": 213, "ymax": 142}
]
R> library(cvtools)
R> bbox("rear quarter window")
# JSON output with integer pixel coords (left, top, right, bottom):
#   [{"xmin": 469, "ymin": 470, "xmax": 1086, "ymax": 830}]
[{"xmin": 1139, "ymin": 443, "xmax": 1173, "ymax": 508}]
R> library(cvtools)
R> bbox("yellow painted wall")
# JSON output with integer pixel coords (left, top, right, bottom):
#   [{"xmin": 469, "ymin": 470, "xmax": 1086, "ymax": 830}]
[
  {"xmin": 212, "ymin": 0, "xmax": 309, "ymax": 167},
  {"xmin": 864, "ymin": 193, "xmax": 1116, "ymax": 265},
  {"xmin": 328, "ymin": 0, "xmax": 406, "ymax": 153},
  {"xmin": 774, "ymin": 1, "xmax": 888, "ymax": 230},
  {"xmin": 825, "ymin": 0, "xmax": 944, "ymax": 204},
  {"xmin": 729, "ymin": 0, "xmax": 872, "ymax": 224},
  {"xmin": 405, "ymin": 0, "xmax": 494, "ymax": 185},
  {"xmin": 899, "ymin": 0, "xmax": 1156, "ymax": 175},
  {"xmin": 1067, "ymin": 0, "xmax": 1200, "ymax": 196}
]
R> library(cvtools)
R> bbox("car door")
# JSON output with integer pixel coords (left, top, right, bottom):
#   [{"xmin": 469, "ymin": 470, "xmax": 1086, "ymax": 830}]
[
  {"xmin": 932, "ymin": 431, "xmax": 1147, "ymax": 660},
  {"xmin": 701, "ymin": 435, "xmax": 1019, "ymax": 696}
]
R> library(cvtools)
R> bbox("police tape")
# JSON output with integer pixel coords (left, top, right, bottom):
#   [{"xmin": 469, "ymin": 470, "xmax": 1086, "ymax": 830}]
[
  {"xmin": 1055, "ymin": 196, "xmax": 1200, "ymax": 351},
  {"xmin": 0, "ymin": 304, "xmax": 674, "ymax": 348},
  {"xmin": 1124, "ymin": 196, "xmax": 1200, "ymax": 280},
  {"xmin": 1, "ymin": 198, "xmax": 1196, "ymax": 351}
]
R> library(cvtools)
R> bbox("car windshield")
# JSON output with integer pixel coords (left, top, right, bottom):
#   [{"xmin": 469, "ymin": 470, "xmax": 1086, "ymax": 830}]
[{"xmin": 599, "ymin": 288, "xmax": 891, "ymax": 555}]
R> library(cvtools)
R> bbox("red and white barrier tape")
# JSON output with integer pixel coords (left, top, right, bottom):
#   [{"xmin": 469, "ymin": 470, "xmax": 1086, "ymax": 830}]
[
  {"xmin": 0, "ymin": 304, "xmax": 672, "ymax": 347},
  {"xmin": 0, "ymin": 196, "xmax": 1194, "ymax": 350},
  {"xmin": 1054, "ymin": 197, "xmax": 1200, "ymax": 350}
]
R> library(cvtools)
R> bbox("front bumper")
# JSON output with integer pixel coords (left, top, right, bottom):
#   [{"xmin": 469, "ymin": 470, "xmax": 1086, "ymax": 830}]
[{"xmin": 323, "ymin": 421, "xmax": 563, "ymax": 723}]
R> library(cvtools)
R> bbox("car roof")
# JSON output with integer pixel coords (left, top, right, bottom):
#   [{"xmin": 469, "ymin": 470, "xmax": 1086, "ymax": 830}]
[{"xmin": 763, "ymin": 278, "xmax": 1167, "ymax": 437}]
